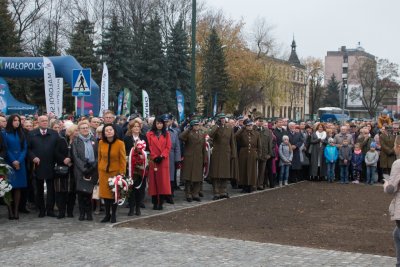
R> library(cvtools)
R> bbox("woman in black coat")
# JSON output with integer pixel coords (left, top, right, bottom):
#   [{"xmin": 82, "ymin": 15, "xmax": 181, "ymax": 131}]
[
  {"xmin": 123, "ymin": 118, "xmax": 149, "ymax": 216},
  {"xmin": 54, "ymin": 125, "xmax": 78, "ymax": 219}
]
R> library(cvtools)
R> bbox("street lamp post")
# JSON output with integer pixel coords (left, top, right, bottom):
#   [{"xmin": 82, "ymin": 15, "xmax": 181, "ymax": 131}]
[{"xmin": 190, "ymin": 0, "xmax": 197, "ymax": 114}]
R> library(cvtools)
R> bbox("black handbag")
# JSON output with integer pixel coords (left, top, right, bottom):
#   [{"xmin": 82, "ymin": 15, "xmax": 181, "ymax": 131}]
[{"xmin": 54, "ymin": 165, "xmax": 69, "ymax": 176}]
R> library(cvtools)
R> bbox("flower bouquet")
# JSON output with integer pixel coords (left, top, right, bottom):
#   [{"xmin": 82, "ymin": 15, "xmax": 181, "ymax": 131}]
[
  {"xmin": 0, "ymin": 159, "xmax": 13, "ymax": 205},
  {"xmin": 108, "ymin": 174, "xmax": 134, "ymax": 205},
  {"xmin": 128, "ymin": 140, "xmax": 149, "ymax": 189}
]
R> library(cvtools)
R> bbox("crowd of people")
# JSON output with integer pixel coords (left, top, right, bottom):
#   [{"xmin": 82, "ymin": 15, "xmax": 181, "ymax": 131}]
[{"xmin": 0, "ymin": 110, "xmax": 397, "ymax": 224}]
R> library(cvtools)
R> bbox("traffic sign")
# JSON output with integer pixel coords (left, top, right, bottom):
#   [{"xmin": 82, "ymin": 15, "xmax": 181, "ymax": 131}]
[{"xmin": 72, "ymin": 69, "xmax": 91, "ymax": 97}]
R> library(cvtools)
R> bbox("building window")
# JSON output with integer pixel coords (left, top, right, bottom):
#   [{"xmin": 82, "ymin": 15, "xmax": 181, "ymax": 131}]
[
  {"xmin": 343, "ymin": 67, "xmax": 348, "ymax": 74},
  {"xmin": 267, "ymin": 106, "xmax": 271, "ymax": 118},
  {"xmin": 343, "ymin": 55, "xmax": 348, "ymax": 63}
]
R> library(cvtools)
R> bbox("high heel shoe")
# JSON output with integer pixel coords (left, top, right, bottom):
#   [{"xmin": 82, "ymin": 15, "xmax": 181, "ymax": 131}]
[{"xmin": 100, "ymin": 215, "xmax": 111, "ymax": 223}]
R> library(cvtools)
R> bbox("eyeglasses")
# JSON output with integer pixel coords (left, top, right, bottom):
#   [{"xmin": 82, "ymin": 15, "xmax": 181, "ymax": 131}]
[{"xmin": 80, "ymin": 127, "xmax": 89, "ymax": 130}]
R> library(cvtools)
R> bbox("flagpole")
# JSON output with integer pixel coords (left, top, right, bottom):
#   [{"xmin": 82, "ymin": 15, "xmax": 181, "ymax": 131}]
[{"xmin": 81, "ymin": 97, "xmax": 84, "ymax": 116}]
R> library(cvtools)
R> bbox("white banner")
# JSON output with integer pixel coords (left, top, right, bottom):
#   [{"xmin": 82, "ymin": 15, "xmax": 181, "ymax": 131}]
[
  {"xmin": 99, "ymin": 62, "xmax": 109, "ymax": 116},
  {"xmin": 54, "ymin": 78, "xmax": 63, "ymax": 118},
  {"xmin": 43, "ymin": 57, "xmax": 57, "ymax": 116},
  {"xmin": 142, "ymin": 90, "xmax": 150, "ymax": 118}
]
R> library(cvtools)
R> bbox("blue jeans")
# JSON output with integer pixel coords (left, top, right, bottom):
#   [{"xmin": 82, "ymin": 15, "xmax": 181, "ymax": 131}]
[
  {"xmin": 326, "ymin": 162, "xmax": 335, "ymax": 181},
  {"xmin": 339, "ymin": 165, "xmax": 349, "ymax": 183},
  {"xmin": 366, "ymin": 166, "xmax": 376, "ymax": 184},
  {"xmin": 279, "ymin": 165, "xmax": 290, "ymax": 182}
]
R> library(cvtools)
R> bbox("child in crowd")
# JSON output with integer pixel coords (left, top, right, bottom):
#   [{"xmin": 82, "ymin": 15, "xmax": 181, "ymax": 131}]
[
  {"xmin": 351, "ymin": 143, "xmax": 364, "ymax": 184},
  {"xmin": 365, "ymin": 142, "xmax": 379, "ymax": 185},
  {"xmin": 278, "ymin": 135, "xmax": 293, "ymax": 187},
  {"xmin": 324, "ymin": 138, "xmax": 338, "ymax": 183},
  {"xmin": 339, "ymin": 139, "xmax": 352, "ymax": 184}
]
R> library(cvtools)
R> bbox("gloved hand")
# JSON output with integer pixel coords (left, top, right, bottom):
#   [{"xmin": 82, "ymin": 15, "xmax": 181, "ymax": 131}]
[{"xmin": 154, "ymin": 156, "xmax": 163, "ymax": 164}]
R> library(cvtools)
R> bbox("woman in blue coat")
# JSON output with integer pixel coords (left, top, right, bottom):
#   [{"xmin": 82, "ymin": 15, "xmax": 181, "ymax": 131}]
[{"xmin": 4, "ymin": 114, "xmax": 27, "ymax": 220}]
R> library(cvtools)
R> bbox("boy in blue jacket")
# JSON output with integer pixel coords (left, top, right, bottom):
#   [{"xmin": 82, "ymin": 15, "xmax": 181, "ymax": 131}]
[{"xmin": 324, "ymin": 138, "xmax": 339, "ymax": 183}]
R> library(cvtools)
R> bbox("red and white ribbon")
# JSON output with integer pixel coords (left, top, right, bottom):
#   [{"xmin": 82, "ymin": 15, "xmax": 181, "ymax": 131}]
[{"xmin": 113, "ymin": 175, "xmax": 128, "ymax": 205}]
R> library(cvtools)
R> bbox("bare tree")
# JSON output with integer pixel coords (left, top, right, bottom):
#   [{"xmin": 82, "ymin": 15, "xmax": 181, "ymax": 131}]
[
  {"xmin": 251, "ymin": 16, "xmax": 277, "ymax": 58},
  {"xmin": 9, "ymin": 0, "xmax": 46, "ymax": 46},
  {"xmin": 304, "ymin": 57, "xmax": 324, "ymax": 120},
  {"xmin": 349, "ymin": 58, "xmax": 399, "ymax": 118}
]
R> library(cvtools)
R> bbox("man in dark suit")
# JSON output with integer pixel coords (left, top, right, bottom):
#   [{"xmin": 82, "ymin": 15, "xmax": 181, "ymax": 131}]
[
  {"xmin": 28, "ymin": 115, "xmax": 59, "ymax": 217},
  {"xmin": 103, "ymin": 110, "xmax": 124, "ymax": 139}
]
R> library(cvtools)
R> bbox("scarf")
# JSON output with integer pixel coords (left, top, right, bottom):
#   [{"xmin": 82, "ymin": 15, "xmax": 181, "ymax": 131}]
[
  {"xmin": 79, "ymin": 134, "xmax": 95, "ymax": 163},
  {"xmin": 316, "ymin": 131, "xmax": 326, "ymax": 140}
]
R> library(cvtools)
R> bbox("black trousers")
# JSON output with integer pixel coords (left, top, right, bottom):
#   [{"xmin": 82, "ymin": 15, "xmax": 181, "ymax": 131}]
[
  {"xmin": 128, "ymin": 177, "xmax": 146, "ymax": 209},
  {"xmin": 77, "ymin": 192, "xmax": 92, "ymax": 214},
  {"xmin": 265, "ymin": 158, "xmax": 275, "ymax": 188},
  {"xmin": 35, "ymin": 179, "xmax": 55, "ymax": 214},
  {"xmin": 56, "ymin": 191, "xmax": 76, "ymax": 215}
]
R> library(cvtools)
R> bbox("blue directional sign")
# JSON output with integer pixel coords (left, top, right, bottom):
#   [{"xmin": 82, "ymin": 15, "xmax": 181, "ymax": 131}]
[{"xmin": 72, "ymin": 69, "xmax": 91, "ymax": 97}]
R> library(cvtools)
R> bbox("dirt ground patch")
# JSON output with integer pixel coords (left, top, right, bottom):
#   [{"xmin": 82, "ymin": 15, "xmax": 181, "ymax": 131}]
[{"xmin": 120, "ymin": 182, "xmax": 395, "ymax": 256}]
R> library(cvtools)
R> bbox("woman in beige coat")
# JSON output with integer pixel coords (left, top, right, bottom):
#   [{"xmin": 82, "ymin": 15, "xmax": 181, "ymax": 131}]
[{"xmin": 383, "ymin": 135, "xmax": 400, "ymax": 266}]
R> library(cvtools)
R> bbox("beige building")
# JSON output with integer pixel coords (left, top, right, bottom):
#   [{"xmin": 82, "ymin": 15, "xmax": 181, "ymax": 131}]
[
  {"xmin": 250, "ymin": 40, "xmax": 307, "ymax": 120},
  {"xmin": 324, "ymin": 45, "xmax": 375, "ymax": 118}
]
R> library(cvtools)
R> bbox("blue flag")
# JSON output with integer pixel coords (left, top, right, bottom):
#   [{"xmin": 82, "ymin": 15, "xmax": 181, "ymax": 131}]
[
  {"xmin": 117, "ymin": 90, "xmax": 124, "ymax": 115},
  {"xmin": 176, "ymin": 90, "xmax": 185, "ymax": 123}
]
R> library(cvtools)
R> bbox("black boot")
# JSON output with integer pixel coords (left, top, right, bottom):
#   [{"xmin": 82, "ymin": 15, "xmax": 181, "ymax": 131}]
[
  {"xmin": 86, "ymin": 196, "xmax": 93, "ymax": 221},
  {"xmin": 157, "ymin": 196, "xmax": 164, "ymax": 210},
  {"xmin": 100, "ymin": 199, "xmax": 111, "ymax": 223},
  {"xmin": 57, "ymin": 209, "xmax": 66, "ymax": 219},
  {"xmin": 111, "ymin": 203, "xmax": 117, "ymax": 223},
  {"xmin": 152, "ymin": 196, "xmax": 158, "ymax": 210},
  {"xmin": 78, "ymin": 206, "xmax": 85, "ymax": 221},
  {"xmin": 135, "ymin": 203, "xmax": 141, "ymax": 216},
  {"xmin": 128, "ymin": 190, "xmax": 135, "ymax": 216}
]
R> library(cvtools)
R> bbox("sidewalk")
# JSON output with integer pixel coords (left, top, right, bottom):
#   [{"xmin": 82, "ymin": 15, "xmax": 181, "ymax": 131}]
[{"xmin": 0, "ymin": 182, "xmax": 396, "ymax": 266}]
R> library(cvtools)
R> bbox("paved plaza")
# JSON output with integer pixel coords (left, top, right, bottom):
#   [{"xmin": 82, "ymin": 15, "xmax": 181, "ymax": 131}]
[{"xmin": 0, "ymin": 183, "xmax": 396, "ymax": 266}]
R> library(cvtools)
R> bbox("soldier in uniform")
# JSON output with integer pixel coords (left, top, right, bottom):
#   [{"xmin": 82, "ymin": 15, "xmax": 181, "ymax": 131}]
[
  {"xmin": 380, "ymin": 125, "xmax": 396, "ymax": 175},
  {"xmin": 179, "ymin": 120, "xmax": 207, "ymax": 202},
  {"xmin": 209, "ymin": 113, "xmax": 237, "ymax": 200},
  {"xmin": 255, "ymin": 117, "xmax": 272, "ymax": 189},
  {"xmin": 236, "ymin": 119, "xmax": 261, "ymax": 192}
]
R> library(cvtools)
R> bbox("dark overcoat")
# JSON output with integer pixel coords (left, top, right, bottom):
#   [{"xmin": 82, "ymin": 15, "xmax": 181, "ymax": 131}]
[
  {"xmin": 54, "ymin": 135, "xmax": 75, "ymax": 192},
  {"xmin": 28, "ymin": 128, "xmax": 59, "ymax": 180},
  {"xmin": 287, "ymin": 131, "xmax": 304, "ymax": 170}
]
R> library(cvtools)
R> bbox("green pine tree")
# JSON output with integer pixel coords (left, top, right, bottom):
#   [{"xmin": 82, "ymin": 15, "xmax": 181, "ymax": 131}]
[
  {"xmin": 323, "ymin": 74, "xmax": 340, "ymax": 107},
  {"xmin": 67, "ymin": 19, "xmax": 99, "ymax": 79},
  {"xmin": 201, "ymin": 27, "xmax": 229, "ymax": 116},
  {"xmin": 37, "ymin": 35, "xmax": 59, "ymax": 56},
  {"xmin": 0, "ymin": 0, "xmax": 21, "ymax": 56},
  {"xmin": 99, "ymin": 15, "xmax": 138, "ymax": 113},
  {"xmin": 139, "ymin": 14, "xmax": 171, "ymax": 115},
  {"xmin": 166, "ymin": 17, "xmax": 191, "ymax": 117}
]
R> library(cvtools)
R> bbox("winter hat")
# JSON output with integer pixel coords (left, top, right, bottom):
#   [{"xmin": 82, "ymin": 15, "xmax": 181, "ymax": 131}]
[
  {"xmin": 282, "ymin": 135, "xmax": 289, "ymax": 141},
  {"xmin": 370, "ymin": 142, "xmax": 377, "ymax": 149},
  {"xmin": 328, "ymin": 138, "xmax": 334, "ymax": 143}
]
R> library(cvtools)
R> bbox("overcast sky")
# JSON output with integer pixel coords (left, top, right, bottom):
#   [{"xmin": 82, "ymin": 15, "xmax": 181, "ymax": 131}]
[{"xmin": 205, "ymin": 0, "xmax": 400, "ymax": 66}]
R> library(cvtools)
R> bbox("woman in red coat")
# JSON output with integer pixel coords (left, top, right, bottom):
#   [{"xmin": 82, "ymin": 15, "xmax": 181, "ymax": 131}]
[{"xmin": 146, "ymin": 116, "xmax": 172, "ymax": 210}]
